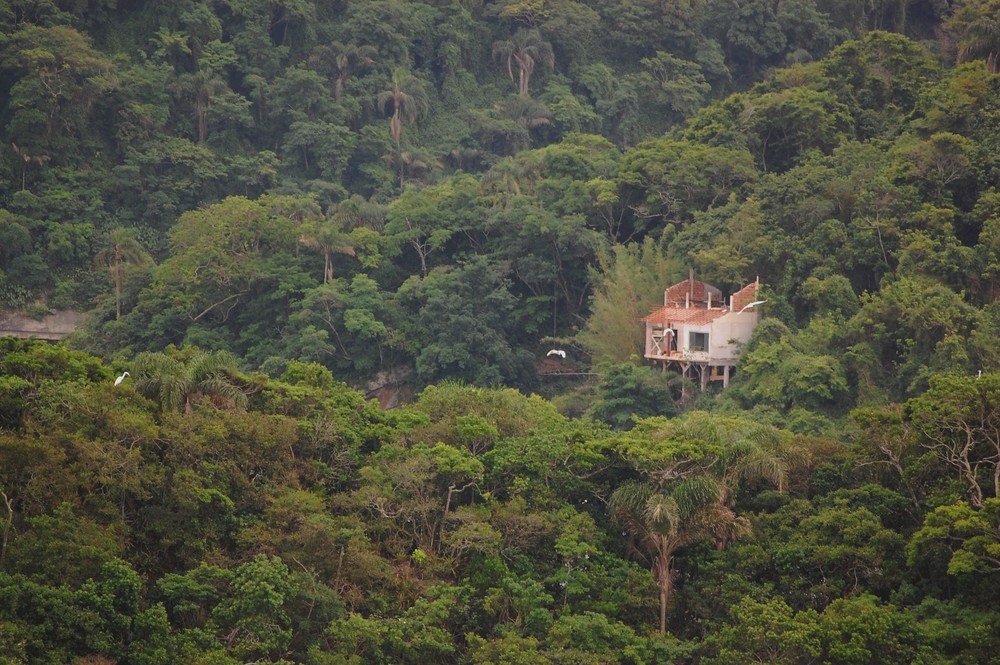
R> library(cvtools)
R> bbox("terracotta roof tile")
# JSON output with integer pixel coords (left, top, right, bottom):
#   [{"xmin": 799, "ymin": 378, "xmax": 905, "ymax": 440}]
[
  {"xmin": 664, "ymin": 279, "xmax": 722, "ymax": 307},
  {"xmin": 643, "ymin": 279, "xmax": 762, "ymax": 323},
  {"xmin": 731, "ymin": 280, "xmax": 761, "ymax": 312},
  {"xmin": 642, "ymin": 306, "xmax": 729, "ymax": 325}
]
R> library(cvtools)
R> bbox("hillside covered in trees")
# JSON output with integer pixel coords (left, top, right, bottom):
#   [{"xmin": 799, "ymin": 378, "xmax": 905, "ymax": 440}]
[
  {"xmin": 0, "ymin": 0, "xmax": 997, "ymax": 414},
  {"xmin": 3, "ymin": 0, "xmax": 1000, "ymax": 662},
  {"xmin": 0, "ymin": 340, "xmax": 999, "ymax": 663}
]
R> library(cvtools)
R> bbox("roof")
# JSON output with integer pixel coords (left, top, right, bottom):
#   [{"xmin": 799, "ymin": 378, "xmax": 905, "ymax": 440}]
[
  {"xmin": 641, "ymin": 278, "xmax": 762, "ymax": 324},
  {"xmin": 641, "ymin": 305, "xmax": 729, "ymax": 326},
  {"xmin": 731, "ymin": 279, "xmax": 761, "ymax": 312},
  {"xmin": 664, "ymin": 278, "xmax": 722, "ymax": 307}
]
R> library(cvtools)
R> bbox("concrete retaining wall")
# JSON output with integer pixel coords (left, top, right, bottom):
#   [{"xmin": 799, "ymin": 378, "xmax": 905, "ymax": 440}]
[{"xmin": 0, "ymin": 310, "xmax": 87, "ymax": 341}]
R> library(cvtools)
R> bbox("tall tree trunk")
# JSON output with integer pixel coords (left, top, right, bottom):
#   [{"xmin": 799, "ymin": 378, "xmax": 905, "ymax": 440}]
[
  {"xmin": 412, "ymin": 240, "xmax": 428, "ymax": 277},
  {"xmin": 993, "ymin": 461, "xmax": 999, "ymax": 503},
  {"xmin": 390, "ymin": 110, "xmax": 402, "ymax": 145},
  {"xmin": 111, "ymin": 264, "xmax": 123, "ymax": 319},
  {"xmin": 658, "ymin": 575, "xmax": 670, "ymax": 634},
  {"xmin": 0, "ymin": 489, "xmax": 12, "ymax": 564},
  {"xmin": 115, "ymin": 280, "xmax": 122, "ymax": 319},
  {"xmin": 655, "ymin": 552, "xmax": 673, "ymax": 634},
  {"xmin": 197, "ymin": 96, "xmax": 208, "ymax": 142}
]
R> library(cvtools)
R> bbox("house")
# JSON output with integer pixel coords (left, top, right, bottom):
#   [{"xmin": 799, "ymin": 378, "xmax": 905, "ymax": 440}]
[{"xmin": 641, "ymin": 274, "xmax": 762, "ymax": 392}]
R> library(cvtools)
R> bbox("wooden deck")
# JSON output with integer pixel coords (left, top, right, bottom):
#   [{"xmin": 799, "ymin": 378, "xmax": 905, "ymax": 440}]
[{"xmin": 645, "ymin": 352, "xmax": 736, "ymax": 391}]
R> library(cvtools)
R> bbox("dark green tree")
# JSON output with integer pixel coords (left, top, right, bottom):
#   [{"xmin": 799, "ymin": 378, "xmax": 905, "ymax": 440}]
[
  {"xmin": 398, "ymin": 257, "xmax": 535, "ymax": 387},
  {"xmin": 590, "ymin": 363, "xmax": 676, "ymax": 430}
]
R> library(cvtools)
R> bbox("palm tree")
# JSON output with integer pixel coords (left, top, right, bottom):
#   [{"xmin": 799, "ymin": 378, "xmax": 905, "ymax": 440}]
[
  {"xmin": 610, "ymin": 476, "xmax": 749, "ymax": 634},
  {"xmin": 377, "ymin": 68, "xmax": 430, "ymax": 148},
  {"xmin": 677, "ymin": 415, "xmax": 789, "ymax": 495},
  {"xmin": 953, "ymin": 3, "xmax": 1000, "ymax": 74},
  {"xmin": 492, "ymin": 29, "xmax": 555, "ymax": 97},
  {"xmin": 10, "ymin": 143, "xmax": 50, "ymax": 192},
  {"xmin": 172, "ymin": 68, "xmax": 231, "ymax": 142},
  {"xmin": 384, "ymin": 147, "xmax": 444, "ymax": 187},
  {"xmin": 332, "ymin": 194, "xmax": 387, "ymax": 233},
  {"xmin": 94, "ymin": 228, "xmax": 152, "ymax": 319},
  {"xmin": 480, "ymin": 157, "xmax": 524, "ymax": 208},
  {"xmin": 296, "ymin": 195, "xmax": 385, "ymax": 282},
  {"xmin": 957, "ymin": 14, "xmax": 1000, "ymax": 72},
  {"xmin": 301, "ymin": 215, "xmax": 356, "ymax": 284},
  {"xmin": 678, "ymin": 413, "xmax": 797, "ymax": 549},
  {"xmin": 270, "ymin": 0, "xmax": 316, "ymax": 46},
  {"xmin": 309, "ymin": 41, "xmax": 378, "ymax": 102},
  {"xmin": 267, "ymin": 193, "xmax": 323, "ymax": 226},
  {"xmin": 132, "ymin": 349, "xmax": 247, "ymax": 415},
  {"xmin": 495, "ymin": 95, "xmax": 551, "ymax": 153},
  {"xmin": 333, "ymin": 42, "xmax": 377, "ymax": 103},
  {"xmin": 610, "ymin": 413, "xmax": 796, "ymax": 632}
]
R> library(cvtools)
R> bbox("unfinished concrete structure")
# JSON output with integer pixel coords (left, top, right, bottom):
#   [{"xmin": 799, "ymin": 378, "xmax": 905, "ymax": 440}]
[
  {"xmin": 641, "ymin": 275, "xmax": 762, "ymax": 392},
  {"xmin": 0, "ymin": 310, "xmax": 86, "ymax": 341}
]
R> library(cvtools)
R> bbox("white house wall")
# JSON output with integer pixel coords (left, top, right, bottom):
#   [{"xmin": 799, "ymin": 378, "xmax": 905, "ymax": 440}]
[
  {"xmin": 645, "ymin": 309, "xmax": 760, "ymax": 364},
  {"xmin": 679, "ymin": 323, "xmax": 711, "ymax": 361},
  {"xmin": 706, "ymin": 312, "xmax": 759, "ymax": 362}
]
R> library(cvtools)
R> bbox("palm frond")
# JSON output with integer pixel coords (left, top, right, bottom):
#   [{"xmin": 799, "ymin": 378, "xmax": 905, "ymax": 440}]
[
  {"xmin": 644, "ymin": 493, "xmax": 679, "ymax": 535},
  {"xmin": 670, "ymin": 475, "xmax": 722, "ymax": 517},
  {"xmin": 609, "ymin": 479, "xmax": 653, "ymax": 516}
]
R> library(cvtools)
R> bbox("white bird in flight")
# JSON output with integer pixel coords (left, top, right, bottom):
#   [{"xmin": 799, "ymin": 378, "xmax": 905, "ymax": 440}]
[
  {"xmin": 739, "ymin": 300, "xmax": 767, "ymax": 313},
  {"xmin": 114, "ymin": 371, "xmax": 130, "ymax": 386},
  {"xmin": 546, "ymin": 349, "xmax": 567, "ymax": 358}
]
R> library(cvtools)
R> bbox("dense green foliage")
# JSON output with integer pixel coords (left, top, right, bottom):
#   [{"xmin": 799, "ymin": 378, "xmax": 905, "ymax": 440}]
[
  {"xmin": 1, "ymin": 340, "xmax": 999, "ymax": 663},
  {"xmin": 4, "ymin": 1, "xmax": 1000, "ymax": 661},
  {"xmin": 0, "ymin": 0, "xmax": 997, "ymax": 413}
]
